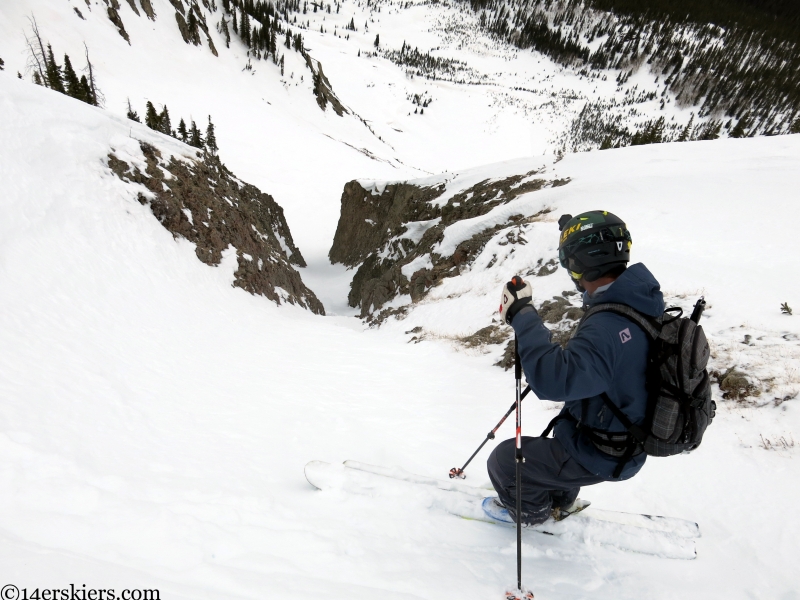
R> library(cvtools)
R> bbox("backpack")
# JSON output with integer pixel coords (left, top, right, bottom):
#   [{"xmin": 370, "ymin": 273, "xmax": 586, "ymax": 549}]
[{"xmin": 544, "ymin": 297, "xmax": 717, "ymax": 478}]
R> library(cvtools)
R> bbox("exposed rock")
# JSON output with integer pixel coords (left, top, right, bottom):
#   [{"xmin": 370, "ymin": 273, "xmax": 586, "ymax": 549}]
[
  {"xmin": 493, "ymin": 292, "xmax": 583, "ymax": 369},
  {"xmin": 460, "ymin": 324, "xmax": 508, "ymax": 348},
  {"xmin": 206, "ymin": 34, "xmax": 218, "ymax": 56},
  {"xmin": 714, "ymin": 367, "xmax": 760, "ymax": 401},
  {"xmin": 330, "ymin": 171, "xmax": 565, "ymax": 317},
  {"xmin": 106, "ymin": 3, "xmax": 131, "ymax": 44},
  {"xmin": 140, "ymin": 0, "xmax": 156, "ymax": 20},
  {"xmin": 175, "ymin": 12, "xmax": 197, "ymax": 45},
  {"xmin": 125, "ymin": 0, "xmax": 140, "ymax": 16},
  {"xmin": 302, "ymin": 50, "xmax": 347, "ymax": 116},
  {"xmin": 168, "ymin": 0, "xmax": 185, "ymax": 15},
  {"xmin": 107, "ymin": 142, "xmax": 324, "ymax": 314}
]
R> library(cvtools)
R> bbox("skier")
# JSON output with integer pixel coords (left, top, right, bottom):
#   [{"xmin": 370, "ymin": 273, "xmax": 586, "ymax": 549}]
[{"xmin": 487, "ymin": 210, "xmax": 663, "ymax": 525}]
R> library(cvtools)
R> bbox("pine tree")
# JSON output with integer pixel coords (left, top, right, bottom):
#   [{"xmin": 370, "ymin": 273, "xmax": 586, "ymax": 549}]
[
  {"xmin": 45, "ymin": 44, "xmax": 65, "ymax": 93},
  {"xmin": 222, "ymin": 17, "xmax": 231, "ymax": 48},
  {"xmin": 205, "ymin": 116, "xmax": 218, "ymax": 155},
  {"xmin": 79, "ymin": 76, "xmax": 92, "ymax": 103},
  {"xmin": 232, "ymin": 8, "xmax": 238, "ymax": 34},
  {"xmin": 145, "ymin": 101, "xmax": 160, "ymax": 131},
  {"xmin": 63, "ymin": 54, "xmax": 87, "ymax": 102},
  {"xmin": 677, "ymin": 114, "xmax": 694, "ymax": 142},
  {"xmin": 241, "ymin": 11, "xmax": 251, "ymax": 47},
  {"xmin": 159, "ymin": 105, "xmax": 172, "ymax": 136},
  {"xmin": 730, "ymin": 114, "xmax": 750, "ymax": 138},
  {"xmin": 126, "ymin": 98, "xmax": 141, "ymax": 122},
  {"xmin": 791, "ymin": 118, "xmax": 800, "ymax": 134},
  {"xmin": 82, "ymin": 43, "xmax": 100, "ymax": 107},
  {"xmin": 189, "ymin": 120, "xmax": 204, "ymax": 148},
  {"xmin": 178, "ymin": 118, "xmax": 188, "ymax": 142},
  {"xmin": 0, "ymin": 57, "xmax": 4, "ymax": 71},
  {"xmin": 285, "ymin": 30, "xmax": 291, "ymax": 48},
  {"xmin": 374, "ymin": 34, "xmax": 379, "ymax": 48},
  {"xmin": 280, "ymin": 54, "xmax": 285, "ymax": 76}
]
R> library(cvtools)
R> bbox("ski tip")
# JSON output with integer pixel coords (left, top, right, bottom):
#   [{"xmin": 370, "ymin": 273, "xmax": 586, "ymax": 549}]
[{"xmin": 303, "ymin": 460, "xmax": 333, "ymax": 490}]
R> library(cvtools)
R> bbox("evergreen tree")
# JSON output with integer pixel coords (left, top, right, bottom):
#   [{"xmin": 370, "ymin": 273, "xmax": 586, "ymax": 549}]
[
  {"xmin": 222, "ymin": 17, "xmax": 231, "ymax": 48},
  {"xmin": 188, "ymin": 120, "xmax": 204, "ymax": 148},
  {"xmin": 145, "ymin": 101, "xmax": 160, "ymax": 131},
  {"xmin": 33, "ymin": 72, "xmax": 43, "ymax": 86},
  {"xmin": 677, "ymin": 114, "xmax": 694, "ymax": 142},
  {"xmin": 232, "ymin": 8, "xmax": 238, "ymax": 34},
  {"xmin": 286, "ymin": 30, "xmax": 291, "ymax": 48},
  {"xmin": 159, "ymin": 105, "xmax": 172, "ymax": 136},
  {"xmin": 0, "ymin": 57, "xmax": 4, "ymax": 71},
  {"xmin": 374, "ymin": 34, "xmax": 379, "ymax": 48},
  {"xmin": 82, "ymin": 43, "xmax": 100, "ymax": 107},
  {"xmin": 45, "ymin": 45, "xmax": 65, "ymax": 94},
  {"xmin": 63, "ymin": 54, "xmax": 87, "ymax": 102},
  {"xmin": 280, "ymin": 54, "xmax": 285, "ymax": 76},
  {"xmin": 178, "ymin": 118, "xmax": 188, "ymax": 142},
  {"xmin": 730, "ymin": 114, "xmax": 750, "ymax": 138},
  {"xmin": 205, "ymin": 116, "xmax": 218, "ymax": 155},
  {"xmin": 791, "ymin": 118, "xmax": 800, "ymax": 134},
  {"xmin": 241, "ymin": 11, "xmax": 251, "ymax": 47},
  {"xmin": 79, "ymin": 75, "xmax": 93, "ymax": 103},
  {"xmin": 126, "ymin": 98, "xmax": 141, "ymax": 122}
]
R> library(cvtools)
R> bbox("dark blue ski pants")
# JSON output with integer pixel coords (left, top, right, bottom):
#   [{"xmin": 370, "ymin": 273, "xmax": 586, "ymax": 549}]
[{"xmin": 487, "ymin": 436, "xmax": 607, "ymax": 525}]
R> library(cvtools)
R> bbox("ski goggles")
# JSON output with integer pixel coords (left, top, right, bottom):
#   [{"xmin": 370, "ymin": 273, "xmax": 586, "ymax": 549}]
[{"xmin": 559, "ymin": 228, "xmax": 631, "ymax": 269}]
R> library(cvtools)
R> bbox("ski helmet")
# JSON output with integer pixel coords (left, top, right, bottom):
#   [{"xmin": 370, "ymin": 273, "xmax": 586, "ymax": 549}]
[{"xmin": 557, "ymin": 211, "xmax": 632, "ymax": 283}]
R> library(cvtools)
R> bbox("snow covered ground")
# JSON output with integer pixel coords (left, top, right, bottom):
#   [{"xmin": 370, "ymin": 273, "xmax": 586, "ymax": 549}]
[
  {"xmin": 1, "ymin": 1, "xmax": 800, "ymax": 597},
  {"xmin": 0, "ymin": 0, "xmax": 698, "ymax": 266}
]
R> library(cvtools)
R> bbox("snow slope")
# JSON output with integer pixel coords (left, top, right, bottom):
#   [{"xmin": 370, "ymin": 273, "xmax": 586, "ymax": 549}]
[
  {"xmin": 0, "ymin": 0, "xmax": 704, "ymax": 274},
  {"xmin": 2, "ymin": 64, "xmax": 800, "ymax": 598}
]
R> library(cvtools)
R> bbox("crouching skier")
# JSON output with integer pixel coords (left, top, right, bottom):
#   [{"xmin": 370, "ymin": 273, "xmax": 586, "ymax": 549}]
[{"xmin": 484, "ymin": 210, "xmax": 660, "ymax": 525}]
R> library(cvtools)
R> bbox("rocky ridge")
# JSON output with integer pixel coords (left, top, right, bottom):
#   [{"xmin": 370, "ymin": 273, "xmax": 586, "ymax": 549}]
[
  {"xmin": 108, "ymin": 140, "xmax": 324, "ymax": 314},
  {"xmin": 329, "ymin": 168, "xmax": 571, "ymax": 320}
]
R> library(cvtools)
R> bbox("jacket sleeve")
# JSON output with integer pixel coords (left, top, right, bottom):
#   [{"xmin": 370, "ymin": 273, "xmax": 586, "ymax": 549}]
[{"xmin": 510, "ymin": 307, "xmax": 619, "ymax": 402}]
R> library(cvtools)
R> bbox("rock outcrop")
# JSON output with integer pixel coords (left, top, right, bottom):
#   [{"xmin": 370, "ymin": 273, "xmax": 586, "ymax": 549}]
[
  {"xmin": 329, "ymin": 170, "xmax": 570, "ymax": 319},
  {"xmin": 108, "ymin": 142, "xmax": 324, "ymax": 314}
]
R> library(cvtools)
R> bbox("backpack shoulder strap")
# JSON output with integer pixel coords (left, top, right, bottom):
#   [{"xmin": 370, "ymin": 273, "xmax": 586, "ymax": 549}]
[{"xmin": 579, "ymin": 302, "xmax": 662, "ymax": 340}]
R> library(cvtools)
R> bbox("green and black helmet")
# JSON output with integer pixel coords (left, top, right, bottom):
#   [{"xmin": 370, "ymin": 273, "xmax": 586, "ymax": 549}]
[{"xmin": 557, "ymin": 211, "xmax": 632, "ymax": 283}]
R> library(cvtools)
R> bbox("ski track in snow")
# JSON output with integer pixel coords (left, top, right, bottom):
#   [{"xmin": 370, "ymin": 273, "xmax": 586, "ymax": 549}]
[{"xmin": 0, "ymin": 0, "xmax": 799, "ymax": 597}]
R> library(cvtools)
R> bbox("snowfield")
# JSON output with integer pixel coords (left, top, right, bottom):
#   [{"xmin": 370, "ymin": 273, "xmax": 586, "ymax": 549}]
[{"xmin": 1, "ymin": 0, "xmax": 800, "ymax": 597}]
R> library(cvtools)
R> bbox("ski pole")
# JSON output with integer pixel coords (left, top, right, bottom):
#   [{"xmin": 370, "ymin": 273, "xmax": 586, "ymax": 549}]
[
  {"xmin": 514, "ymin": 335, "xmax": 524, "ymax": 595},
  {"xmin": 449, "ymin": 384, "xmax": 531, "ymax": 479}
]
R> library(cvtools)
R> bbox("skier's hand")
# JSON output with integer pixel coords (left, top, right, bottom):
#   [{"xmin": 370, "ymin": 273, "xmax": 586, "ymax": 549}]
[{"xmin": 499, "ymin": 276, "xmax": 533, "ymax": 325}]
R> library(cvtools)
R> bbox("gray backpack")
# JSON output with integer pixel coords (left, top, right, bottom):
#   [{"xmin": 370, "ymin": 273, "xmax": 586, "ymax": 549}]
[{"xmin": 570, "ymin": 298, "xmax": 716, "ymax": 477}]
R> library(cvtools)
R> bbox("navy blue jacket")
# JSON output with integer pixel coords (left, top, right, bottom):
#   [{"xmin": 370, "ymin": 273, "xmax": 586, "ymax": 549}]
[{"xmin": 511, "ymin": 263, "xmax": 664, "ymax": 479}]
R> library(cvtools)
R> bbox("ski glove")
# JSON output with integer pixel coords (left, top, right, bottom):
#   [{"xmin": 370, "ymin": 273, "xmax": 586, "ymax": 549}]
[{"xmin": 499, "ymin": 276, "xmax": 533, "ymax": 325}]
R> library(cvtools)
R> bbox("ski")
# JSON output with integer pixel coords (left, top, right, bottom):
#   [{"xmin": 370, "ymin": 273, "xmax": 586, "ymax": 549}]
[
  {"xmin": 305, "ymin": 460, "xmax": 699, "ymax": 560},
  {"xmin": 342, "ymin": 460, "xmax": 700, "ymax": 539}
]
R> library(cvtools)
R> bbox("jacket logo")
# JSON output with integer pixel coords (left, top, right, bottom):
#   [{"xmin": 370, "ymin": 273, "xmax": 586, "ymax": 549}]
[{"xmin": 619, "ymin": 328, "xmax": 632, "ymax": 344}]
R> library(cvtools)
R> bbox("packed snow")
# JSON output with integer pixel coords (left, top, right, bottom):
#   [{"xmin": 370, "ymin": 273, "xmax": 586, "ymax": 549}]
[{"xmin": 1, "ymin": 0, "xmax": 800, "ymax": 598}]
